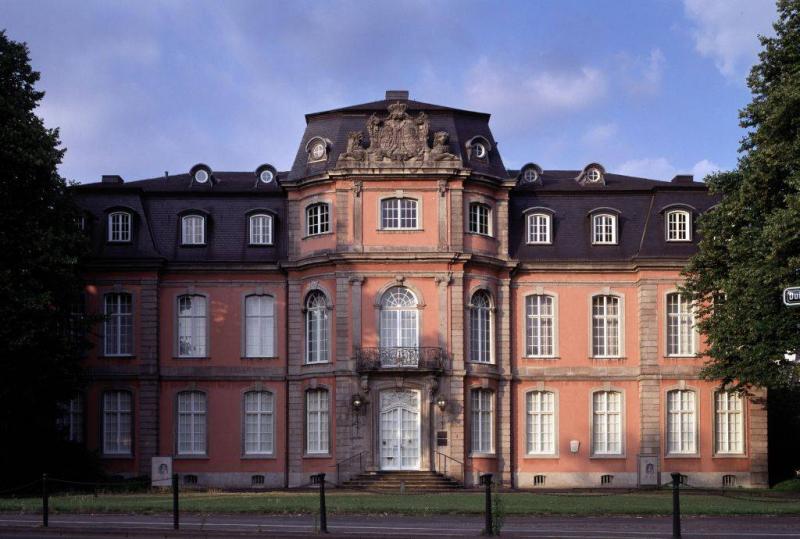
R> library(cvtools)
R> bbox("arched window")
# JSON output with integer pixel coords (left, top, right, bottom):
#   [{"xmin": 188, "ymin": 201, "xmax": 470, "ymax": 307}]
[
  {"xmin": 667, "ymin": 389, "xmax": 696, "ymax": 454},
  {"xmin": 592, "ymin": 295, "xmax": 621, "ymax": 358},
  {"xmin": 526, "ymin": 391, "xmax": 555, "ymax": 455},
  {"xmin": 245, "ymin": 295, "xmax": 275, "ymax": 358},
  {"xmin": 470, "ymin": 291, "xmax": 492, "ymax": 363},
  {"xmin": 666, "ymin": 293, "xmax": 695, "ymax": 356},
  {"xmin": 181, "ymin": 215, "xmax": 205, "ymax": 245},
  {"xmin": 249, "ymin": 214, "xmax": 273, "ymax": 245},
  {"xmin": 177, "ymin": 391, "xmax": 207, "ymax": 456},
  {"xmin": 527, "ymin": 213, "xmax": 551, "ymax": 244},
  {"xmin": 102, "ymin": 390, "xmax": 132, "ymax": 456},
  {"xmin": 104, "ymin": 292, "xmax": 133, "ymax": 356},
  {"xmin": 381, "ymin": 198, "xmax": 418, "ymax": 229},
  {"xmin": 592, "ymin": 391, "xmax": 622, "ymax": 455},
  {"xmin": 666, "ymin": 210, "xmax": 691, "ymax": 241},
  {"xmin": 244, "ymin": 391, "xmax": 274, "ymax": 455},
  {"xmin": 306, "ymin": 388, "xmax": 329, "ymax": 454},
  {"xmin": 471, "ymin": 389, "xmax": 494, "ymax": 454},
  {"xmin": 526, "ymin": 294, "xmax": 554, "ymax": 357},
  {"xmin": 715, "ymin": 391, "xmax": 743, "ymax": 454},
  {"xmin": 468, "ymin": 203, "xmax": 491, "ymax": 236},
  {"xmin": 379, "ymin": 287, "xmax": 418, "ymax": 350},
  {"xmin": 108, "ymin": 211, "xmax": 132, "ymax": 242},
  {"xmin": 177, "ymin": 295, "xmax": 207, "ymax": 358},
  {"xmin": 306, "ymin": 203, "xmax": 329, "ymax": 236},
  {"xmin": 592, "ymin": 213, "xmax": 617, "ymax": 244},
  {"xmin": 305, "ymin": 291, "xmax": 329, "ymax": 364}
]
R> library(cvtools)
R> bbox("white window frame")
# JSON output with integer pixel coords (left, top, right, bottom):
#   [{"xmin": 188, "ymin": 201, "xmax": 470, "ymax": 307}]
[
  {"xmin": 591, "ymin": 295, "xmax": 622, "ymax": 358},
  {"xmin": 176, "ymin": 391, "xmax": 207, "ymax": 456},
  {"xmin": 468, "ymin": 202, "xmax": 492, "ymax": 236},
  {"xmin": 181, "ymin": 214, "xmax": 205, "ymax": 245},
  {"xmin": 592, "ymin": 213, "xmax": 617, "ymax": 245},
  {"xmin": 380, "ymin": 198, "xmax": 419, "ymax": 230},
  {"xmin": 715, "ymin": 391, "xmax": 744, "ymax": 455},
  {"xmin": 249, "ymin": 213, "xmax": 273, "ymax": 245},
  {"xmin": 591, "ymin": 390, "xmax": 623, "ymax": 456},
  {"xmin": 666, "ymin": 293, "xmax": 696, "ymax": 357},
  {"xmin": 305, "ymin": 291, "xmax": 329, "ymax": 364},
  {"xmin": 177, "ymin": 295, "xmax": 207, "ymax": 358},
  {"xmin": 526, "ymin": 390, "xmax": 556, "ymax": 456},
  {"xmin": 666, "ymin": 210, "xmax": 692, "ymax": 242},
  {"xmin": 243, "ymin": 391, "xmax": 274, "ymax": 456},
  {"xmin": 666, "ymin": 389, "xmax": 697, "ymax": 455},
  {"xmin": 244, "ymin": 295, "xmax": 275, "ymax": 358},
  {"xmin": 469, "ymin": 290, "xmax": 493, "ymax": 364},
  {"xmin": 108, "ymin": 211, "xmax": 131, "ymax": 242},
  {"xmin": 470, "ymin": 389, "xmax": 494, "ymax": 454},
  {"xmin": 104, "ymin": 292, "xmax": 133, "ymax": 356},
  {"xmin": 306, "ymin": 203, "xmax": 330, "ymax": 236},
  {"xmin": 102, "ymin": 390, "xmax": 132, "ymax": 456},
  {"xmin": 379, "ymin": 287, "xmax": 419, "ymax": 349},
  {"xmin": 306, "ymin": 389, "xmax": 329, "ymax": 454},
  {"xmin": 58, "ymin": 395, "xmax": 84, "ymax": 443},
  {"xmin": 526, "ymin": 213, "xmax": 552, "ymax": 244},
  {"xmin": 526, "ymin": 294, "xmax": 555, "ymax": 357}
]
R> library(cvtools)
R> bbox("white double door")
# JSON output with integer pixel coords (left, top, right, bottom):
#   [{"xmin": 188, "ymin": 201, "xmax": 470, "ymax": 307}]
[{"xmin": 379, "ymin": 390, "xmax": 421, "ymax": 470}]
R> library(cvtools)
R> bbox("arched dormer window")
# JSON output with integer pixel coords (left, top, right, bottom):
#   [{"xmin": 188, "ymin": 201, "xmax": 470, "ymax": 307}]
[
  {"xmin": 666, "ymin": 210, "xmax": 692, "ymax": 241},
  {"xmin": 108, "ymin": 211, "xmax": 132, "ymax": 243},
  {"xmin": 527, "ymin": 212, "xmax": 552, "ymax": 244},
  {"xmin": 249, "ymin": 213, "xmax": 273, "ymax": 245},
  {"xmin": 592, "ymin": 213, "xmax": 617, "ymax": 245},
  {"xmin": 181, "ymin": 214, "xmax": 205, "ymax": 245},
  {"xmin": 305, "ymin": 291, "xmax": 329, "ymax": 364}
]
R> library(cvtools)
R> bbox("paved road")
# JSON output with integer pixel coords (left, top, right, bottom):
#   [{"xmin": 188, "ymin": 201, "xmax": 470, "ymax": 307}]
[{"xmin": 1, "ymin": 513, "xmax": 800, "ymax": 538}]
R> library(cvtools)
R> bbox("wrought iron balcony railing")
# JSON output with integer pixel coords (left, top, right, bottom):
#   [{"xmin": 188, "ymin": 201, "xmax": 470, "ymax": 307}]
[{"xmin": 355, "ymin": 347, "xmax": 447, "ymax": 372}]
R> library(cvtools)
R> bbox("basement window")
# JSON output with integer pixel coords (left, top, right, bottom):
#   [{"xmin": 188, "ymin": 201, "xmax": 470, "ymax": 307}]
[
  {"xmin": 183, "ymin": 474, "xmax": 198, "ymax": 486},
  {"xmin": 533, "ymin": 475, "xmax": 546, "ymax": 487},
  {"xmin": 252, "ymin": 474, "xmax": 265, "ymax": 486},
  {"xmin": 601, "ymin": 474, "xmax": 613, "ymax": 486},
  {"xmin": 722, "ymin": 475, "xmax": 736, "ymax": 488}
]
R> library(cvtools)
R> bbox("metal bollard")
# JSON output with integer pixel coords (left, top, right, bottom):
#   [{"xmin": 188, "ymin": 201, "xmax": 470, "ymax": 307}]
[
  {"xmin": 311, "ymin": 473, "xmax": 328, "ymax": 534},
  {"xmin": 480, "ymin": 473, "xmax": 493, "ymax": 536},
  {"xmin": 172, "ymin": 473, "xmax": 179, "ymax": 530},
  {"xmin": 42, "ymin": 473, "xmax": 48, "ymax": 528},
  {"xmin": 671, "ymin": 472, "xmax": 681, "ymax": 538}
]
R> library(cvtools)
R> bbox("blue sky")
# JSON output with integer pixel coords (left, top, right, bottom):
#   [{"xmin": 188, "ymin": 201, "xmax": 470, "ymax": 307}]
[{"xmin": 1, "ymin": 0, "xmax": 777, "ymax": 182}]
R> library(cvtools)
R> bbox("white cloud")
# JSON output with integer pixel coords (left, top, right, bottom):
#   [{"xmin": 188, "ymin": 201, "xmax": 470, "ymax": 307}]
[
  {"xmin": 683, "ymin": 0, "xmax": 776, "ymax": 80},
  {"xmin": 582, "ymin": 123, "xmax": 619, "ymax": 147},
  {"xmin": 616, "ymin": 157, "xmax": 722, "ymax": 181},
  {"xmin": 691, "ymin": 158, "xmax": 721, "ymax": 180}
]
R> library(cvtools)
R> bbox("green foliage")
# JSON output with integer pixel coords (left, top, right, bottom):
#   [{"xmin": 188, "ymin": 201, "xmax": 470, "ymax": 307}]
[
  {"xmin": 0, "ymin": 30, "xmax": 97, "ymax": 486},
  {"xmin": 682, "ymin": 0, "xmax": 800, "ymax": 389}
]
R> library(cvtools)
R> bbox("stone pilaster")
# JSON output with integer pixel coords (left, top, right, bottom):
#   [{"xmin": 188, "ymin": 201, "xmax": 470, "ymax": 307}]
[
  {"xmin": 349, "ymin": 276, "xmax": 364, "ymax": 351},
  {"xmin": 638, "ymin": 283, "xmax": 661, "ymax": 465},
  {"xmin": 450, "ymin": 187, "xmax": 463, "ymax": 252},
  {"xmin": 496, "ymin": 198, "xmax": 509, "ymax": 258},
  {"xmin": 749, "ymin": 388, "xmax": 769, "ymax": 487},
  {"xmin": 335, "ymin": 275, "xmax": 350, "ymax": 367},
  {"xmin": 496, "ymin": 279, "xmax": 512, "ymax": 485},
  {"xmin": 438, "ymin": 180, "xmax": 448, "ymax": 250},
  {"xmin": 137, "ymin": 279, "xmax": 159, "ymax": 476},
  {"xmin": 287, "ymin": 380, "xmax": 304, "ymax": 486},
  {"xmin": 448, "ymin": 273, "xmax": 465, "ymax": 480},
  {"xmin": 286, "ymin": 199, "xmax": 300, "ymax": 259},
  {"xmin": 336, "ymin": 189, "xmax": 349, "ymax": 250},
  {"xmin": 352, "ymin": 181, "xmax": 363, "ymax": 250}
]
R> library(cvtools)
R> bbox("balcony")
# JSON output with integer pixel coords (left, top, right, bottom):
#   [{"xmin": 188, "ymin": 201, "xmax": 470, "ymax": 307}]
[{"xmin": 355, "ymin": 347, "xmax": 447, "ymax": 373}]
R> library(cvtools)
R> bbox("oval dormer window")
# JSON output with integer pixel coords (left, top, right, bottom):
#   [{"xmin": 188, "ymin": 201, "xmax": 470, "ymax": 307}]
[
  {"xmin": 259, "ymin": 170, "xmax": 274, "ymax": 184},
  {"xmin": 523, "ymin": 168, "xmax": 539, "ymax": 184},
  {"xmin": 311, "ymin": 142, "xmax": 326, "ymax": 160},
  {"xmin": 194, "ymin": 169, "xmax": 209, "ymax": 184},
  {"xmin": 472, "ymin": 142, "xmax": 487, "ymax": 159},
  {"xmin": 586, "ymin": 168, "xmax": 602, "ymax": 183}
]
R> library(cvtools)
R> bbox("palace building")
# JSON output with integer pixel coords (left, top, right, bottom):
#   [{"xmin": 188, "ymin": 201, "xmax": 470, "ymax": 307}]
[{"xmin": 71, "ymin": 91, "xmax": 767, "ymax": 489}]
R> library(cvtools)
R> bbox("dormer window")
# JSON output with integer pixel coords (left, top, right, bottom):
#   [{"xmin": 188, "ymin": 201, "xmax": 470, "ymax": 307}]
[
  {"xmin": 592, "ymin": 213, "xmax": 617, "ymax": 245},
  {"xmin": 249, "ymin": 213, "xmax": 273, "ymax": 245},
  {"xmin": 468, "ymin": 203, "xmax": 491, "ymax": 236},
  {"xmin": 578, "ymin": 163, "xmax": 606, "ymax": 186},
  {"xmin": 666, "ymin": 210, "xmax": 692, "ymax": 241},
  {"xmin": 523, "ymin": 168, "xmax": 538, "ymax": 183},
  {"xmin": 527, "ymin": 213, "xmax": 552, "ymax": 244},
  {"xmin": 306, "ymin": 137, "xmax": 328, "ymax": 163},
  {"xmin": 472, "ymin": 142, "xmax": 487, "ymax": 159},
  {"xmin": 181, "ymin": 215, "xmax": 205, "ymax": 245},
  {"xmin": 193, "ymin": 169, "xmax": 209, "ymax": 184},
  {"xmin": 108, "ymin": 211, "xmax": 131, "ymax": 242},
  {"xmin": 259, "ymin": 170, "xmax": 273, "ymax": 184},
  {"xmin": 586, "ymin": 168, "xmax": 602, "ymax": 183}
]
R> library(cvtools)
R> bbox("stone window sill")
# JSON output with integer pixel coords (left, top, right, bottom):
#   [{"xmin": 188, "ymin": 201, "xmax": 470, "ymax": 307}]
[
  {"xmin": 303, "ymin": 453, "xmax": 332, "ymax": 459},
  {"xmin": 590, "ymin": 454, "xmax": 626, "ymax": 459},
  {"xmin": 712, "ymin": 453, "xmax": 747, "ymax": 459},
  {"xmin": 242, "ymin": 356, "xmax": 279, "ymax": 361},
  {"xmin": 469, "ymin": 452, "xmax": 497, "ymax": 459},
  {"xmin": 376, "ymin": 228, "xmax": 424, "ymax": 233},
  {"xmin": 664, "ymin": 454, "xmax": 700, "ymax": 459},
  {"xmin": 241, "ymin": 454, "xmax": 277, "ymax": 460},
  {"xmin": 523, "ymin": 454, "xmax": 559, "ymax": 460},
  {"xmin": 302, "ymin": 231, "xmax": 333, "ymax": 240}
]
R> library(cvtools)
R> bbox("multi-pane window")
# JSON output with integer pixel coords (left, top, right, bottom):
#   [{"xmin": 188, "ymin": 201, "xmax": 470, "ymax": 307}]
[
  {"xmin": 379, "ymin": 287, "xmax": 418, "ymax": 349},
  {"xmin": 592, "ymin": 295, "xmax": 621, "ymax": 358},
  {"xmin": 104, "ymin": 293, "xmax": 133, "ymax": 356},
  {"xmin": 381, "ymin": 198, "xmax": 418, "ymax": 229},
  {"xmin": 245, "ymin": 295, "xmax": 275, "ymax": 358},
  {"xmin": 177, "ymin": 295, "xmax": 207, "ymax": 358},
  {"xmin": 667, "ymin": 390, "xmax": 696, "ymax": 454},
  {"xmin": 468, "ymin": 203, "xmax": 491, "ymax": 235},
  {"xmin": 715, "ymin": 392, "xmax": 743, "ymax": 454},
  {"xmin": 470, "ymin": 291, "xmax": 492, "ymax": 363},
  {"xmin": 592, "ymin": 391, "xmax": 622, "ymax": 455},
  {"xmin": 305, "ymin": 291, "xmax": 329, "ymax": 364},
  {"xmin": 306, "ymin": 203, "xmax": 330, "ymax": 236},
  {"xmin": 244, "ymin": 391, "xmax": 274, "ymax": 455},
  {"xmin": 471, "ymin": 389, "xmax": 493, "ymax": 454},
  {"xmin": 527, "ymin": 213, "xmax": 551, "ymax": 244},
  {"xmin": 667, "ymin": 293, "xmax": 695, "ymax": 356},
  {"xmin": 592, "ymin": 213, "xmax": 617, "ymax": 244},
  {"xmin": 526, "ymin": 295, "xmax": 554, "ymax": 357},
  {"xmin": 103, "ymin": 390, "xmax": 132, "ymax": 455},
  {"xmin": 666, "ymin": 210, "xmax": 691, "ymax": 241},
  {"xmin": 108, "ymin": 211, "xmax": 131, "ymax": 242},
  {"xmin": 526, "ymin": 391, "xmax": 555, "ymax": 455},
  {"xmin": 57, "ymin": 395, "xmax": 84, "ymax": 443},
  {"xmin": 249, "ymin": 214, "xmax": 273, "ymax": 245},
  {"xmin": 306, "ymin": 389, "xmax": 329, "ymax": 454},
  {"xmin": 181, "ymin": 215, "xmax": 205, "ymax": 245},
  {"xmin": 177, "ymin": 391, "xmax": 207, "ymax": 456}
]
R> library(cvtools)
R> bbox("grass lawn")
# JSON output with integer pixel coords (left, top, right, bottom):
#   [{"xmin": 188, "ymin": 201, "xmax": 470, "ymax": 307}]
[{"xmin": 1, "ymin": 490, "xmax": 800, "ymax": 516}]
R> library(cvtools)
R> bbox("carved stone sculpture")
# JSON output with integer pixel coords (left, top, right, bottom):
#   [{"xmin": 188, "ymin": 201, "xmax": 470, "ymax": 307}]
[{"xmin": 430, "ymin": 131, "xmax": 458, "ymax": 161}]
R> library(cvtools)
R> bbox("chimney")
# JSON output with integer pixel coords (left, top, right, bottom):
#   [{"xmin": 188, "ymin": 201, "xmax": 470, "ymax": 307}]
[
  {"xmin": 385, "ymin": 90, "xmax": 409, "ymax": 100},
  {"xmin": 670, "ymin": 174, "xmax": 694, "ymax": 184},
  {"xmin": 101, "ymin": 175, "xmax": 124, "ymax": 184}
]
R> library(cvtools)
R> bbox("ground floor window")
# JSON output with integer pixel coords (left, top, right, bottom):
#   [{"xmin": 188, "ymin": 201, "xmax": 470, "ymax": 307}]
[
  {"xmin": 471, "ymin": 389, "xmax": 493, "ymax": 454},
  {"xmin": 177, "ymin": 391, "xmax": 207, "ymax": 456},
  {"xmin": 103, "ymin": 391, "xmax": 132, "ymax": 455},
  {"xmin": 306, "ymin": 389, "xmax": 329, "ymax": 454}
]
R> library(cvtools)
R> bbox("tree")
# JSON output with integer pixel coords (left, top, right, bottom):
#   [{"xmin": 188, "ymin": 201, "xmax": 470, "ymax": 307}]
[
  {"xmin": 682, "ymin": 0, "xmax": 800, "ymax": 390},
  {"xmin": 0, "ymin": 30, "xmax": 98, "ymax": 487}
]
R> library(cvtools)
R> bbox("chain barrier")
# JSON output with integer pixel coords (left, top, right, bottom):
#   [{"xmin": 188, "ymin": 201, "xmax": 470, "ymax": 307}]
[{"xmin": 0, "ymin": 479, "xmax": 41, "ymax": 496}]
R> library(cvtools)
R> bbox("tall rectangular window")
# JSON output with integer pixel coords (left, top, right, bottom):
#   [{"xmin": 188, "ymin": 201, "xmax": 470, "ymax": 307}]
[
  {"xmin": 526, "ymin": 391, "xmax": 555, "ymax": 455},
  {"xmin": 715, "ymin": 392, "xmax": 743, "ymax": 454},
  {"xmin": 526, "ymin": 213, "xmax": 551, "ymax": 244},
  {"xmin": 592, "ymin": 295, "xmax": 620, "ymax": 357},
  {"xmin": 381, "ymin": 198, "xmax": 418, "ymax": 229},
  {"xmin": 108, "ymin": 212, "xmax": 131, "ymax": 242},
  {"xmin": 526, "ymin": 295, "xmax": 554, "ymax": 357},
  {"xmin": 181, "ymin": 215, "xmax": 205, "ymax": 245},
  {"xmin": 305, "ymin": 291, "xmax": 329, "ymax": 364},
  {"xmin": 249, "ymin": 214, "xmax": 273, "ymax": 245},
  {"xmin": 592, "ymin": 391, "xmax": 622, "ymax": 455},
  {"xmin": 306, "ymin": 204, "xmax": 329, "ymax": 236},
  {"xmin": 244, "ymin": 391, "xmax": 274, "ymax": 455},
  {"xmin": 245, "ymin": 295, "xmax": 275, "ymax": 358},
  {"xmin": 103, "ymin": 391, "xmax": 132, "ymax": 455},
  {"xmin": 177, "ymin": 391, "xmax": 207, "ymax": 455},
  {"xmin": 469, "ymin": 291, "xmax": 492, "ymax": 363},
  {"xmin": 468, "ymin": 203, "xmax": 491, "ymax": 235},
  {"xmin": 57, "ymin": 395, "xmax": 84, "ymax": 443},
  {"xmin": 104, "ymin": 293, "xmax": 133, "ymax": 356},
  {"xmin": 592, "ymin": 213, "xmax": 617, "ymax": 244},
  {"xmin": 471, "ymin": 389, "xmax": 493, "ymax": 454},
  {"xmin": 667, "ymin": 390, "xmax": 696, "ymax": 454},
  {"xmin": 667, "ymin": 293, "xmax": 695, "ymax": 356},
  {"xmin": 178, "ymin": 295, "xmax": 207, "ymax": 357},
  {"xmin": 306, "ymin": 389, "xmax": 329, "ymax": 454},
  {"xmin": 667, "ymin": 210, "xmax": 691, "ymax": 241}
]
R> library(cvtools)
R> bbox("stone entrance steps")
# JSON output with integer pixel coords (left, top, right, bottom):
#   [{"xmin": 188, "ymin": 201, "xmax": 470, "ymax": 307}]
[{"xmin": 340, "ymin": 470, "xmax": 462, "ymax": 492}]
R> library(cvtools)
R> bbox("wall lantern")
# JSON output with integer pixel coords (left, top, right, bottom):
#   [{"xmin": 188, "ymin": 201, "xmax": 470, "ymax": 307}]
[
  {"xmin": 351, "ymin": 394, "xmax": 365, "ymax": 411},
  {"xmin": 435, "ymin": 395, "xmax": 447, "ymax": 411}
]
